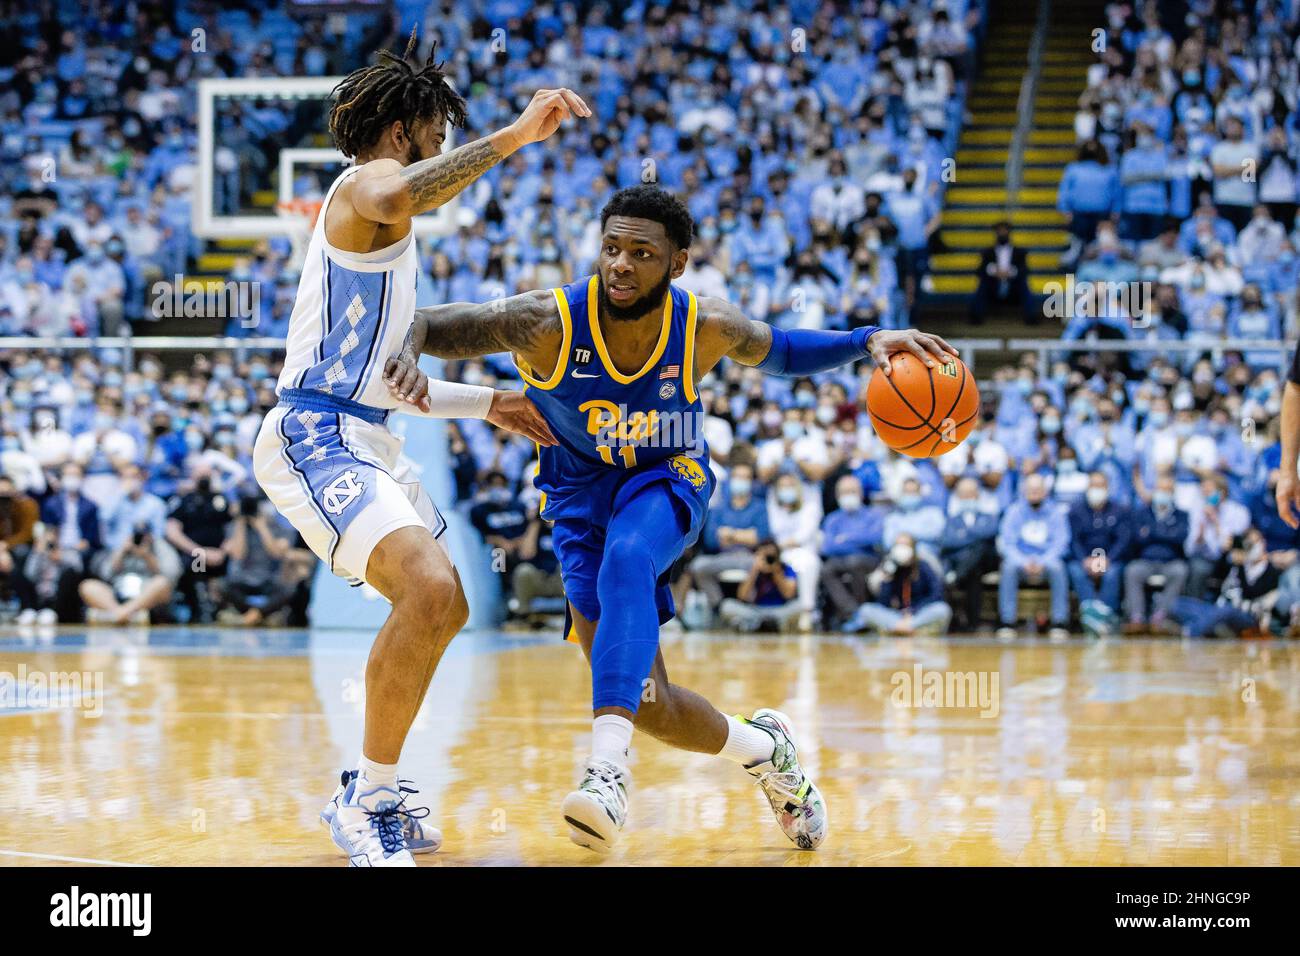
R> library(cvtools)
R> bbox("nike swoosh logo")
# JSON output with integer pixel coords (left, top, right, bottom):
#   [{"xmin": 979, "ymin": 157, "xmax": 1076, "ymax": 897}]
[{"xmin": 571, "ymin": 370, "xmax": 600, "ymax": 379}]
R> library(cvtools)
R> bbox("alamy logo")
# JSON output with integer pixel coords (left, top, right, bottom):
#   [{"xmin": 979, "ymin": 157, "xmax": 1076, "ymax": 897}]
[
  {"xmin": 50, "ymin": 886, "xmax": 151, "ymax": 936},
  {"xmin": 322, "ymin": 471, "xmax": 365, "ymax": 515}
]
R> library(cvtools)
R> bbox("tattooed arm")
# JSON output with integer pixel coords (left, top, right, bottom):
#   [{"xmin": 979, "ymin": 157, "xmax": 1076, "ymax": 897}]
[
  {"xmin": 351, "ymin": 88, "xmax": 590, "ymax": 223},
  {"xmin": 384, "ymin": 289, "xmax": 564, "ymax": 401},
  {"xmin": 382, "ymin": 290, "xmax": 562, "ymax": 445},
  {"xmin": 405, "ymin": 289, "xmax": 564, "ymax": 365}
]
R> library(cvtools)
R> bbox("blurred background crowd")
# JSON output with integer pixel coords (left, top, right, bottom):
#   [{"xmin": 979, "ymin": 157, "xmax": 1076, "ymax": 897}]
[
  {"xmin": 1, "ymin": 0, "xmax": 1300, "ymax": 637},
  {"xmin": 1041, "ymin": 0, "xmax": 1300, "ymax": 352}
]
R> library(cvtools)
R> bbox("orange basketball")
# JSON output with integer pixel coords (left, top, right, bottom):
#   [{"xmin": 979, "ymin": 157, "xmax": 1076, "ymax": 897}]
[{"xmin": 865, "ymin": 351, "xmax": 979, "ymax": 458}]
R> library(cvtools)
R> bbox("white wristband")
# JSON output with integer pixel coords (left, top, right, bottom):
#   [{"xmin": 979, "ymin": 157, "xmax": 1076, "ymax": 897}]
[{"xmin": 396, "ymin": 379, "xmax": 494, "ymax": 419}]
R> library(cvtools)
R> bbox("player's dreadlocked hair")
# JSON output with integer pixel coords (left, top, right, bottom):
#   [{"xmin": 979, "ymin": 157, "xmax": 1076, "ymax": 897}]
[{"xmin": 328, "ymin": 28, "xmax": 468, "ymax": 159}]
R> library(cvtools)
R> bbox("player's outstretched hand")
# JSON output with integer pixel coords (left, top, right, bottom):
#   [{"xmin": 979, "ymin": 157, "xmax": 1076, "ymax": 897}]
[
  {"xmin": 487, "ymin": 390, "xmax": 558, "ymax": 447},
  {"xmin": 384, "ymin": 354, "xmax": 432, "ymax": 413},
  {"xmin": 508, "ymin": 88, "xmax": 591, "ymax": 148},
  {"xmin": 869, "ymin": 329, "xmax": 960, "ymax": 376},
  {"xmin": 1276, "ymin": 472, "xmax": 1300, "ymax": 529}
]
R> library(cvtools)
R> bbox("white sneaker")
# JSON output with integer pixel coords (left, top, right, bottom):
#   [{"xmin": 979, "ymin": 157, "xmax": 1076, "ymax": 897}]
[
  {"xmin": 329, "ymin": 777, "xmax": 418, "ymax": 867},
  {"xmin": 996, "ymin": 626, "xmax": 1017, "ymax": 641},
  {"xmin": 36, "ymin": 608, "xmax": 57, "ymax": 626},
  {"xmin": 744, "ymin": 708, "xmax": 828, "ymax": 850},
  {"xmin": 15, "ymin": 609, "xmax": 37, "ymax": 625},
  {"xmin": 321, "ymin": 770, "xmax": 442, "ymax": 854},
  {"xmin": 1048, "ymin": 626, "xmax": 1070, "ymax": 642},
  {"xmin": 562, "ymin": 758, "xmax": 629, "ymax": 854}
]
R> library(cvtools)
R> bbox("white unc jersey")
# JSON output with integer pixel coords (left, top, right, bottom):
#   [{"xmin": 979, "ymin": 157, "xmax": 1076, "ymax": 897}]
[{"xmin": 277, "ymin": 164, "xmax": 418, "ymax": 411}]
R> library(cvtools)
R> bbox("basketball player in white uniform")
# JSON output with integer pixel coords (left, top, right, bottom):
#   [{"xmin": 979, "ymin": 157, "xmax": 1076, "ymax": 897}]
[{"xmin": 252, "ymin": 33, "xmax": 589, "ymax": 866}]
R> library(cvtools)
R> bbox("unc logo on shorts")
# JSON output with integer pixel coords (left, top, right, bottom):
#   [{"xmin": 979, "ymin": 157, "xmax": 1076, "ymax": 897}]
[
  {"xmin": 667, "ymin": 454, "xmax": 707, "ymax": 491},
  {"xmin": 322, "ymin": 470, "xmax": 365, "ymax": 515}
]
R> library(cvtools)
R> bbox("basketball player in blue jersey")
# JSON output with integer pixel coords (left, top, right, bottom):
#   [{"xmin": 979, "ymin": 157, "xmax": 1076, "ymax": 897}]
[
  {"xmin": 386, "ymin": 184, "xmax": 958, "ymax": 853},
  {"xmin": 252, "ymin": 32, "xmax": 590, "ymax": 866}
]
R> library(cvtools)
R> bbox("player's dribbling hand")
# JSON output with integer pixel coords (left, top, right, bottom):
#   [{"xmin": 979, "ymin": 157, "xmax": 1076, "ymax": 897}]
[
  {"xmin": 1276, "ymin": 472, "xmax": 1300, "ymax": 529},
  {"xmin": 384, "ymin": 354, "xmax": 431, "ymax": 413},
  {"xmin": 868, "ymin": 329, "xmax": 960, "ymax": 375},
  {"xmin": 507, "ymin": 89, "xmax": 591, "ymax": 148},
  {"xmin": 486, "ymin": 390, "xmax": 559, "ymax": 447}
]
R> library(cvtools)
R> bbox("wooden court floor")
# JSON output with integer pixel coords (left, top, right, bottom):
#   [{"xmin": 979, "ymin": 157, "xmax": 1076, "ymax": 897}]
[{"xmin": 0, "ymin": 625, "xmax": 1296, "ymax": 866}]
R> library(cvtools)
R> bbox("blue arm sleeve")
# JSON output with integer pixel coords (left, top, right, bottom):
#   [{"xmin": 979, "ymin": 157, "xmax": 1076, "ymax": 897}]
[{"xmin": 755, "ymin": 325, "xmax": 881, "ymax": 377}]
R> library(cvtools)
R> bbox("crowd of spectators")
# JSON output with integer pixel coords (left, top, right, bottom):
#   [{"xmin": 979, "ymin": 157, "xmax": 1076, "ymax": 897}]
[
  {"xmin": 0, "ymin": 349, "xmax": 313, "ymax": 627},
  {"xmin": 450, "ymin": 341, "xmax": 1300, "ymax": 640},
  {"xmin": 0, "ymin": 0, "xmax": 983, "ymax": 339},
  {"xmin": 1051, "ymin": 1, "xmax": 1300, "ymax": 352}
]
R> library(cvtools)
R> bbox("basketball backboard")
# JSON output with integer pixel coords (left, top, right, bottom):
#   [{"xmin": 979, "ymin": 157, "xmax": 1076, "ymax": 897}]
[{"xmin": 194, "ymin": 76, "xmax": 458, "ymax": 240}]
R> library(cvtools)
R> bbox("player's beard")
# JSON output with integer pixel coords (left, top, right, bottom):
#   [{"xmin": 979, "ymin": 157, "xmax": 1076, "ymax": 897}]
[{"xmin": 599, "ymin": 268, "xmax": 672, "ymax": 322}]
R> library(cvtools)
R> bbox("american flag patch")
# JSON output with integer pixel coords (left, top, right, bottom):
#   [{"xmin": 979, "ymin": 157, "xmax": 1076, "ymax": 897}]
[{"xmin": 659, "ymin": 365, "xmax": 680, "ymax": 379}]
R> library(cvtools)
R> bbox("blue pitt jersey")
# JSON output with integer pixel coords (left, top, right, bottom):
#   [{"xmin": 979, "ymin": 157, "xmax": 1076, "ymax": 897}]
[{"xmin": 517, "ymin": 275, "xmax": 709, "ymax": 521}]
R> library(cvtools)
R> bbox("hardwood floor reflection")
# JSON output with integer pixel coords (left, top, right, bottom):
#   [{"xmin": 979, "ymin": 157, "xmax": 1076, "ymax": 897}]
[{"xmin": 0, "ymin": 627, "xmax": 1295, "ymax": 866}]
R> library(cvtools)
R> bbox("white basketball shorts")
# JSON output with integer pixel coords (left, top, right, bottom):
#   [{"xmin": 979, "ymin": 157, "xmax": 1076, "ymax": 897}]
[{"xmin": 253, "ymin": 405, "xmax": 448, "ymax": 587}]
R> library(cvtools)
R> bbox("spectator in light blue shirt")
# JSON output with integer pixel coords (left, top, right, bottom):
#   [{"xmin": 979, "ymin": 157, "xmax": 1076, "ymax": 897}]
[
  {"xmin": 882, "ymin": 477, "xmax": 945, "ymax": 566},
  {"xmin": 690, "ymin": 464, "xmax": 770, "ymax": 610},
  {"xmin": 1119, "ymin": 123, "xmax": 1169, "ymax": 241},
  {"xmin": 727, "ymin": 196, "xmax": 790, "ymax": 284},
  {"xmin": 996, "ymin": 473, "xmax": 1071, "ymax": 636},
  {"xmin": 101, "ymin": 463, "xmax": 169, "ymax": 553},
  {"xmin": 819, "ymin": 474, "xmax": 886, "ymax": 626},
  {"xmin": 1058, "ymin": 140, "xmax": 1121, "ymax": 265}
]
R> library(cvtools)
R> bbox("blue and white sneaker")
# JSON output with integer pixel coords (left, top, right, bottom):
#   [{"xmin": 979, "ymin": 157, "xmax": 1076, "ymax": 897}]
[
  {"xmin": 321, "ymin": 770, "xmax": 442, "ymax": 854},
  {"xmin": 329, "ymin": 777, "xmax": 422, "ymax": 867}
]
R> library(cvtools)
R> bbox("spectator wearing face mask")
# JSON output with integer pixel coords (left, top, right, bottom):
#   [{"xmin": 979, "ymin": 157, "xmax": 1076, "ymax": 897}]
[
  {"xmin": 1123, "ymin": 473, "xmax": 1190, "ymax": 634},
  {"xmin": 766, "ymin": 473, "xmax": 822, "ymax": 620},
  {"xmin": 842, "ymin": 533, "xmax": 951, "ymax": 636},
  {"xmin": 1058, "ymin": 140, "xmax": 1121, "ymax": 268},
  {"xmin": 38, "ymin": 462, "xmax": 100, "ymax": 571},
  {"xmin": 1067, "ymin": 472, "xmax": 1130, "ymax": 619},
  {"xmin": 1228, "ymin": 284, "xmax": 1281, "ymax": 370},
  {"xmin": 756, "ymin": 406, "xmax": 833, "ymax": 485},
  {"xmin": 996, "ymin": 473, "xmax": 1071, "ymax": 640},
  {"xmin": 100, "ymin": 463, "xmax": 168, "ymax": 559},
  {"xmin": 1168, "ymin": 530, "xmax": 1284, "ymax": 638},
  {"xmin": 165, "ymin": 464, "xmax": 234, "ymax": 623},
  {"xmin": 25, "ymin": 406, "xmax": 72, "ymax": 470},
  {"xmin": 0, "ymin": 427, "xmax": 45, "ymax": 494},
  {"xmin": 690, "ymin": 463, "xmax": 769, "ymax": 613},
  {"xmin": 819, "ymin": 474, "xmax": 885, "ymax": 628},
  {"xmin": 1119, "ymin": 123, "xmax": 1170, "ymax": 242},
  {"xmin": 1185, "ymin": 475, "xmax": 1251, "ymax": 598},
  {"xmin": 940, "ymin": 476, "xmax": 1000, "ymax": 630},
  {"xmin": 142, "ymin": 409, "xmax": 188, "ymax": 499},
  {"xmin": 968, "ymin": 220, "xmax": 1033, "ymax": 325},
  {"xmin": 882, "ymin": 477, "xmax": 945, "ymax": 568},
  {"xmin": 1209, "ymin": 117, "xmax": 1259, "ymax": 233}
]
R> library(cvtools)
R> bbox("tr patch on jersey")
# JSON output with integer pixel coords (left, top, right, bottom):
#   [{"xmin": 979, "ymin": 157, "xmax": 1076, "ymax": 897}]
[{"xmin": 572, "ymin": 346, "xmax": 594, "ymax": 366}]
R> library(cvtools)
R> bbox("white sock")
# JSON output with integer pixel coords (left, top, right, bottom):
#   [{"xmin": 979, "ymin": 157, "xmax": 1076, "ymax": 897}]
[
  {"xmin": 357, "ymin": 754, "xmax": 399, "ymax": 788},
  {"xmin": 718, "ymin": 714, "xmax": 776, "ymax": 769},
  {"xmin": 591, "ymin": 714, "xmax": 634, "ymax": 765}
]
